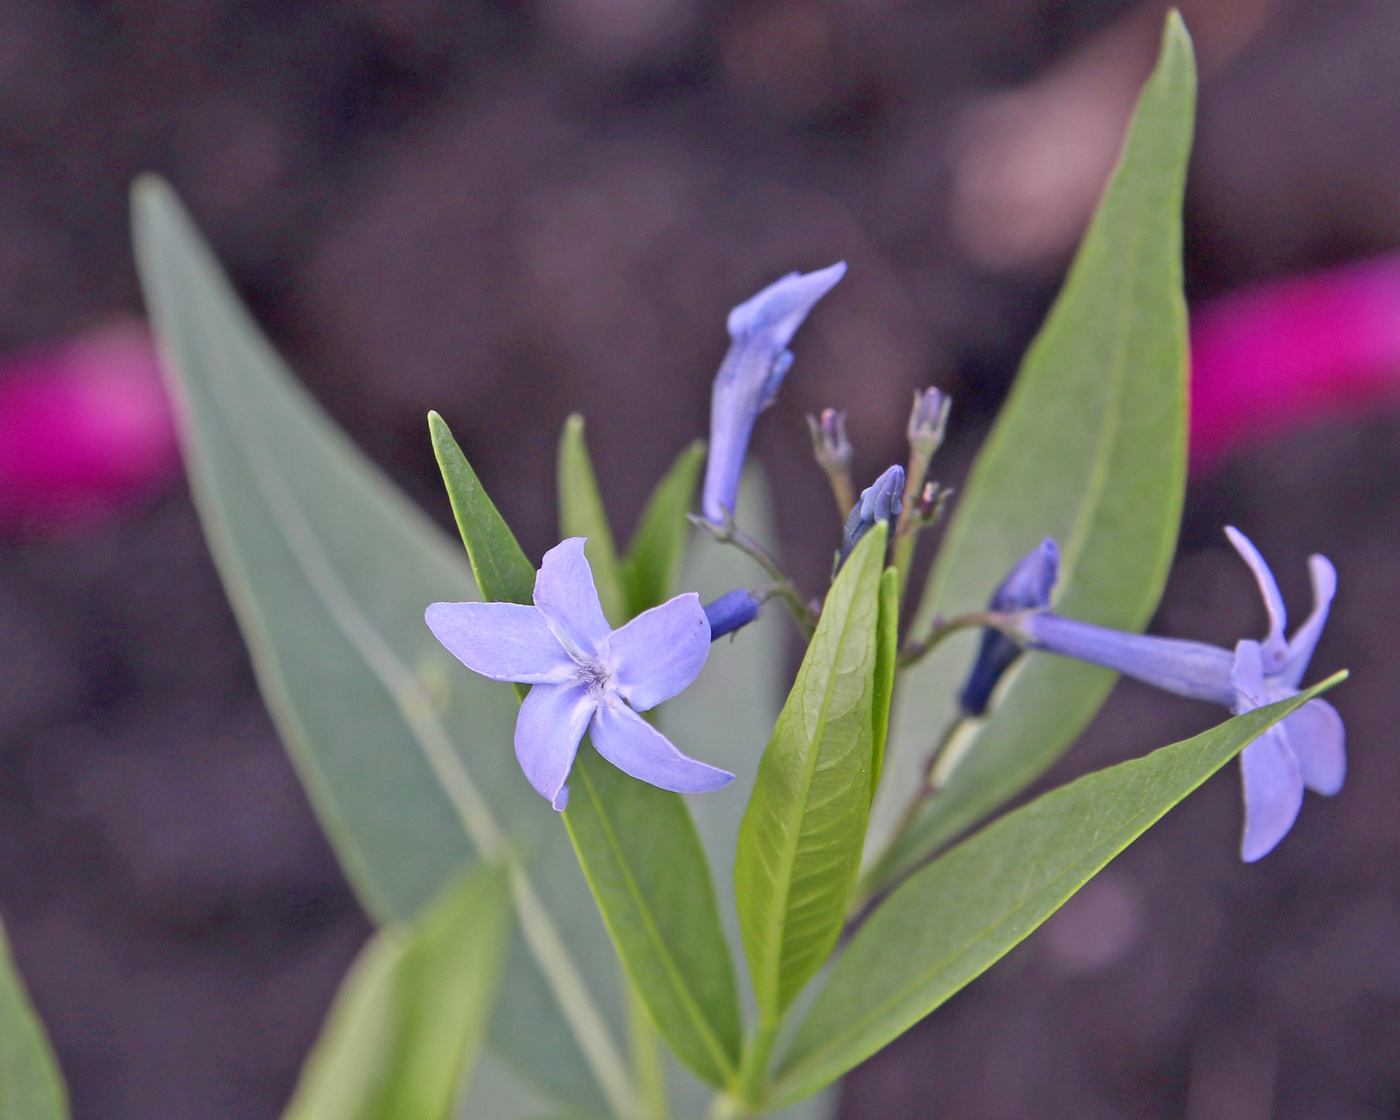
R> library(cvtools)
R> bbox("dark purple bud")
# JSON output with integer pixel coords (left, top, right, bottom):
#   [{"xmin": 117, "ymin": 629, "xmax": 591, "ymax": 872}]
[
  {"xmin": 959, "ymin": 539, "xmax": 1059, "ymax": 715},
  {"xmin": 703, "ymin": 588, "xmax": 764, "ymax": 640}
]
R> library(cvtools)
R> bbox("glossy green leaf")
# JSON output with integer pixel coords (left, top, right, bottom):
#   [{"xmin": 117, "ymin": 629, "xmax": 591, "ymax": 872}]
[
  {"xmin": 284, "ymin": 866, "xmax": 511, "ymax": 1120},
  {"xmin": 868, "ymin": 14, "xmax": 1197, "ymax": 885},
  {"xmin": 777, "ymin": 673, "xmax": 1343, "ymax": 1107},
  {"xmin": 563, "ymin": 748, "xmax": 742, "ymax": 1089},
  {"xmin": 429, "ymin": 411, "xmax": 535, "ymax": 606},
  {"xmin": 618, "ymin": 441, "xmax": 706, "ymax": 617},
  {"xmin": 558, "ymin": 414, "xmax": 626, "ymax": 626},
  {"xmin": 736, "ymin": 525, "xmax": 888, "ymax": 1023},
  {"xmin": 133, "ymin": 178, "xmax": 635, "ymax": 1120},
  {"xmin": 0, "ymin": 922, "xmax": 68, "ymax": 1120}
]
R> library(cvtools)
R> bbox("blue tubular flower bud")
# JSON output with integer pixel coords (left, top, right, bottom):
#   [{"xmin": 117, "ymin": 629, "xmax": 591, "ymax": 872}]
[
  {"xmin": 836, "ymin": 464, "xmax": 904, "ymax": 571},
  {"xmin": 701, "ymin": 263, "xmax": 847, "ymax": 526},
  {"xmin": 702, "ymin": 588, "xmax": 764, "ymax": 640},
  {"xmin": 959, "ymin": 538, "xmax": 1060, "ymax": 715}
]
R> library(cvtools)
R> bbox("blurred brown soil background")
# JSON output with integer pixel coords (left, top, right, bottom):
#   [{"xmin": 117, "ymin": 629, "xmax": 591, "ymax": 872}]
[{"xmin": 0, "ymin": 0, "xmax": 1397, "ymax": 1116}]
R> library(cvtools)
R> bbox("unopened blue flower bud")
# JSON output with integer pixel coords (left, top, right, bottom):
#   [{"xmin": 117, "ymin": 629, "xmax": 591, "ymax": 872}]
[
  {"xmin": 836, "ymin": 464, "xmax": 904, "ymax": 571},
  {"xmin": 702, "ymin": 263, "xmax": 846, "ymax": 526},
  {"xmin": 703, "ymin": 588, "xmax": 764, "ymax": 640},
  {"xmin": 959, "ymin": 538, "xmax": 1059, "ymax": 715},
  {"xmin": 907, "ymin": 388, "xmax": 951, "ymax": 458}
]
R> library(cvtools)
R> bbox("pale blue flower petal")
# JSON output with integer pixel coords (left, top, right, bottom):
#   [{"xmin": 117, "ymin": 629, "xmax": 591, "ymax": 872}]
[
  {"xmin": 516, "ymin": 680, "xmax": 598, "ymax": 810},
  {"xmin": 702, "ymin": 263, "xmax": 846, "ymax": 524},
  {"xmin": 1278, "ymin": 554, "xmax": 1337, "ymax": 689},
  {"xmin": 533, "ymin": 537, "xmax": 612, "ymax": 661},
  {"xmin": 425, "ymin": 602, "xmax": 577, "ymax": 683},
  {"xmin": 1229, "ymin": 637, "xmax": 1268, "ymax": 712},
  {"xmin": 1225, "ymin": 526, "xmax": 1289, "ymax": 664},
  {"xmin": 605, "ymin": 593, "xmax": 711, "ymax": 712},
  {"xmin": 1239, "ymin": 724, "xmax": 1305, "ymax": 862},
  {"xmin": 1024, "ymin": 613, "xmax": 1237, "ymax": 706},
  {"xmin": 1282, "ymin": 697, "xmax": 1346, "ymax": 795},
  {"xmin": 590, "ymin": 695, "xmax": 734, "ymax": 794}
]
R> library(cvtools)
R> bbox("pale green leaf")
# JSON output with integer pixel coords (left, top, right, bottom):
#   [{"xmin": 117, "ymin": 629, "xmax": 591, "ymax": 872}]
[
  {"xmin": 618, "ymin": 441, "xmax": 706, "ymax": 618},
  {"xmin": 132, "ymin": 178, "xmax": 634, "ymax": 1120},
  {"xmin": 868, "ymin": 14, "xmax": 1197, "ymax": 885},
  {"xmin": 736, "ymin": 525, "xmax": 888, "ymax": 1023},
  {"xmin": 558, "ymin": 415, "xmax": 625, "ymax": 626},
  {"xmin": 776, "ymin": 673, "xmax": 1343, "ymax": 1107},
  {"xmin": 284, "ymin": 866, "xmax": 511, "ymax": 1120},
  {"xmin": 0, "ymin": 922, "xmax": 68, "ymax": 1120},
  {"xmin": 564, "ymin": 749, "xmax": 742, "ymax": 1089}
]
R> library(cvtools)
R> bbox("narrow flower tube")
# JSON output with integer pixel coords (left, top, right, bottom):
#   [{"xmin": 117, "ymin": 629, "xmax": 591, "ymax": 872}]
[
  {"xmin": 701, "ymin": 263, "xmax": 847, "ymax": 525},
  {"xmin": 837, "ymin": 464, "xmax": 903, "ymax": 571},
  {"xmin": 702, "ymin": 588, "xmax": 764, "ymax": 640}
]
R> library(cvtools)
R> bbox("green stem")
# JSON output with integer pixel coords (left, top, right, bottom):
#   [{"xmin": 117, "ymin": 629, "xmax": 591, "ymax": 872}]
[
  {"xmin": 691, "ymin": 515, "xmax": 818, "ymax": 640},
  {"xmin": 738, "ymin": 1019, "xmax": 781, "ymax": 1112}
]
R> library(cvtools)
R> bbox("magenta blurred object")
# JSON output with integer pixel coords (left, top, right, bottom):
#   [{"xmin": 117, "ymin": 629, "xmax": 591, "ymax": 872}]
[
  {"xmin": 0, "ymin": 321, "xmax": 178, "ymax": 534},
  {"xmin": 1191, "ymin": 252, "xmax": 1400, "ymax": 472}
]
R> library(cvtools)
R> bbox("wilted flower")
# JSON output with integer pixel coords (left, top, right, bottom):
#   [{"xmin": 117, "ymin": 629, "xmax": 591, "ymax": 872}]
[
  {"xmin": 807, "ymin": 408, "xmax": 853, "ymax": 474},
  {"xmin": 703, "ymin": 588, "xmax": 764, "ymax": 641},
  {"xmin": 837, "ymin": 464, "xmax": 903, "ymax": 570},
  {"xmin": 426, "ymin": 538, "xmax": 733, "ymax": 810},
  {"xmin": 997, "ymin": 527, "xmax": 1343, "ymax": 861},
  {"xmin": 701, "ymin": 263, "xmax": 846, "ymax": 525}
]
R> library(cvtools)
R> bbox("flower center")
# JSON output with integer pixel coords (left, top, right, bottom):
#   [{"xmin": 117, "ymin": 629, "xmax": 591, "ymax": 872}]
[{"xmin": 578, "ymin": 659, "xmax": 616, "ymax": 698}]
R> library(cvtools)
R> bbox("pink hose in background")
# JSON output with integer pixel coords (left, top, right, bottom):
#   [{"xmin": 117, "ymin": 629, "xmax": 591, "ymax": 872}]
[
  {"xmin": 1190, "ymin": 252, "xmax": 1400, "ymax": 473},
  {"xmin": 0, "ymin": 321, "xmax": 178, "ymax": 534}
]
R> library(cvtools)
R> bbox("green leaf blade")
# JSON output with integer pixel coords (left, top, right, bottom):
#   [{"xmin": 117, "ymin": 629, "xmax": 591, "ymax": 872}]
[
  {"xmin": 869, "ymin": 14, "xmax": 1197, "ymax": 883},
  {"xmin": 429, "ymin": 411, "xmax": 536, "ymax": 606},
  {"xmin": 736, "ymin": 525, "xmax": 888, "ymax": 1021},
  {"xmin": 558, "ymin": 414, "xmax": 626, "ymax": 626},
  {"xmin": 618, "ymin": 441, "xmax": 706, "ymax": 617},
  {"xmin": 133, "ymin": 177, "xmax": 629, "ymax": 1120},
  {"xmin": 776, "ymin": 673, "xmax": 1344, "ymax": 1107},
  {"xmin": 564, "ymin": 749, "xmax": 743, "ymax": 1089},
  {"xmin": 283, "ymin": 866, "xmax": 512, "ymax": 1120},
  {"xmin": 0, "ymin": 923, "xmax": 69, "ymax": 1120}
]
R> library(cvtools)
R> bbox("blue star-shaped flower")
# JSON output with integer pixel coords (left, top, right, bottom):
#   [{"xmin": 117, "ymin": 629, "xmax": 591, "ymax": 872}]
[
  {"xmin": 426, "ymin": 538, "xmax": 733, "ymax": 810},
  {"xmin": 974, "ymin": 527, "xmax": 1344, "ymax": 861}
]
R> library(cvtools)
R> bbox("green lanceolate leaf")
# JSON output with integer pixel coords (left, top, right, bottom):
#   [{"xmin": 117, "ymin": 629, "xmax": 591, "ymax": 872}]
[
  {"xmin": 563, "ymin": 748, "xmax": 742, "ymax": 1089},
  {"xmin": 0, "ymin": 922, "xmax": 68, "ymax": 1120},
  {"xmin": 558, "ymin": 414, "xmax": 626, "ymax": 627},
  {"xmin": 870, "ymin": 568, "xmax": 899, "ymax": 792},
  {"xmin": 868, "ymin": 14, "xmax": 1197, "ymax": 886},
  {"xmin": 776, "ymin": 674, "xmax": 1344, "ymax": 1107},
  {"xmin": 133, "ymin": 178, "xmax": 635, "ymax": 1120},
  {"xmin": 429, "ymin": 411, "xmax": 535, "ymax": 606},
  {"xmin": 284, "ymin": 866, "xmax": 512, "ymax": 1120},
  {"xmin": 735, "ymin": 525, "xmax": 888, "ymax": 1027},
  {"xmin": 618, "ymin": 441, "xmax": 706, "ymax": 617}
]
